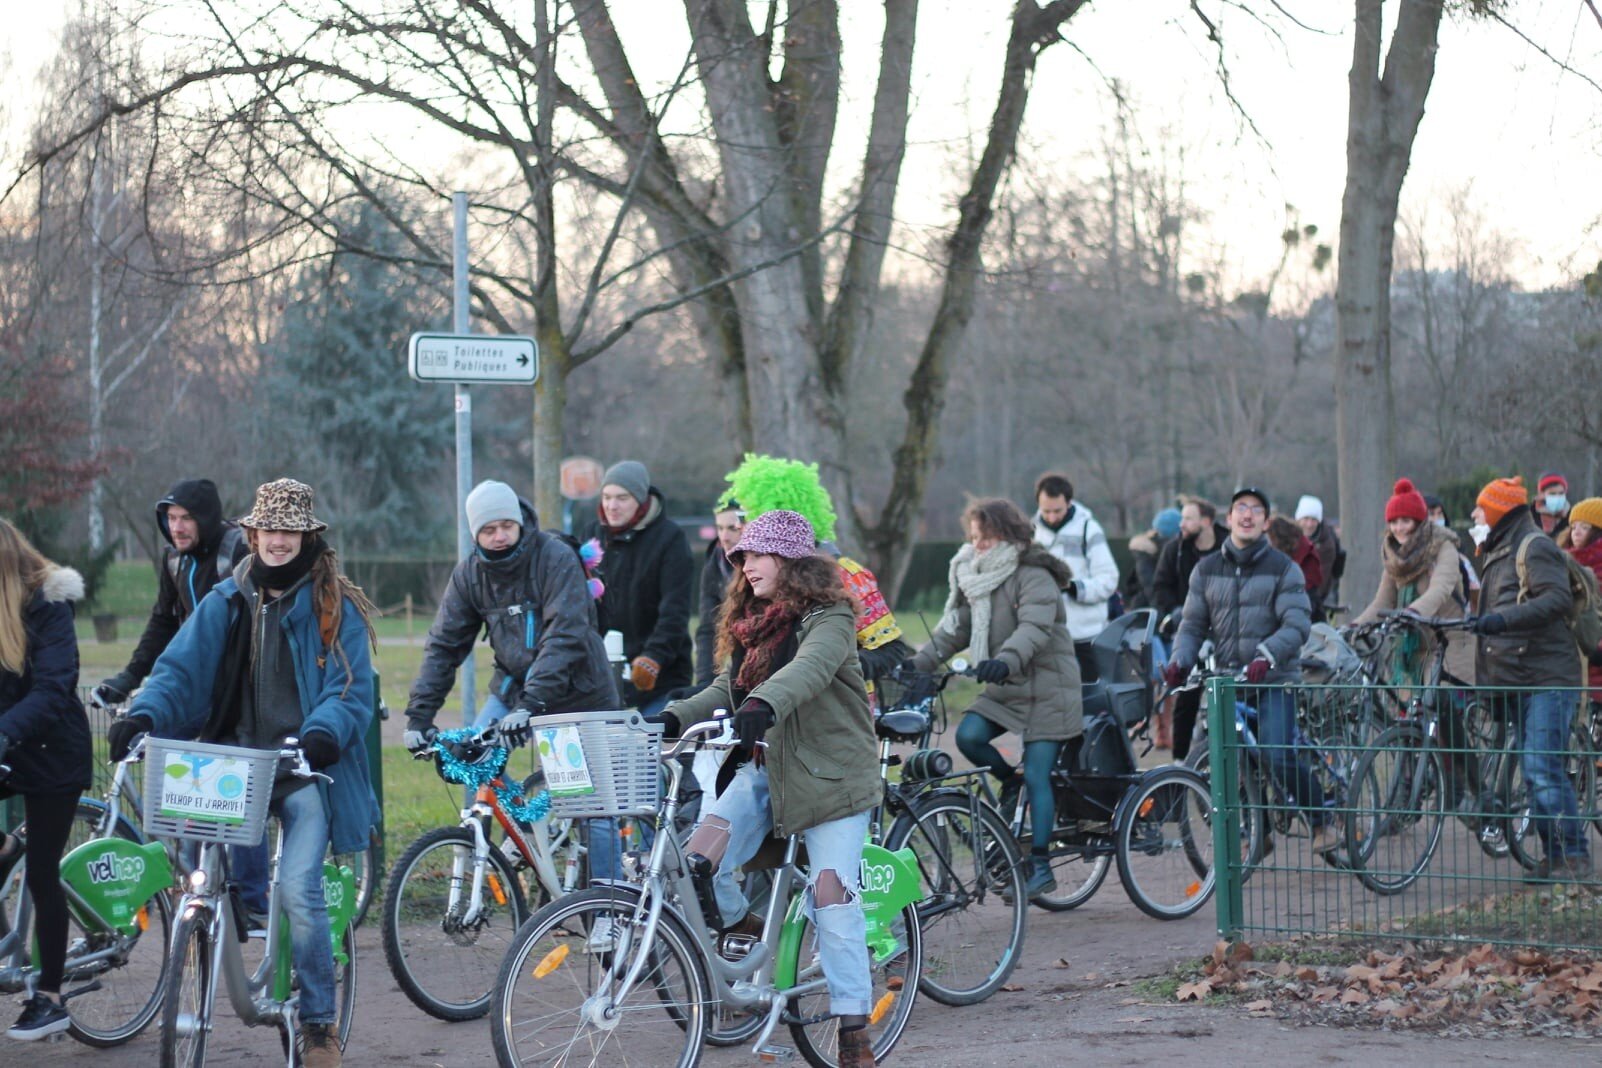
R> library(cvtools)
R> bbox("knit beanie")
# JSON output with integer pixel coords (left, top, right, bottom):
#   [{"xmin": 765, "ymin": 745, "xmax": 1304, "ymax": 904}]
[
  {"xmin": 1538, "ymin": 472, "xmax": 1568, "ymax": 495},
  {"xmin": 1569, "ymin": 497, "xmax": 1602, "ymax": 531},
  {"xmin": 602, "ymin": 460, "xmax": 651, "ymax": 505},
  {"xmin": 1476, "ymin": 476, "xmax": 1528, "ymax": 528},
  {"xmin": 466, "ymin": 480, "xmax": 522, "ymax": 535},
  {"xmin": 1294, "ymin": 495, "xmax": 1323, "ymax": 522},
  {"xmin": 1153, "ymin": 508, "xmax": 1182, "ymax": 540},
  {"xmin": 1384, "ymin": 478, "xmax": 1428, "ymax": 523}
]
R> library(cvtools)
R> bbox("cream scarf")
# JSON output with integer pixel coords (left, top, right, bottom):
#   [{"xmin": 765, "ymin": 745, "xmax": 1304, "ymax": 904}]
[{"xmin": 941, "ymin": 542, "xmax": 1021, "ymax": 662}]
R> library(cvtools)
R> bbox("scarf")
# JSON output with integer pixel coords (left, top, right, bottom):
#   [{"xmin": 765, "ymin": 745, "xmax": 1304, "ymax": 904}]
[
  {"xmin": 599, "ymin": 495, "xmax": 654, "ymax": 536},
  {"xmin": 730, "ymin": 599, "xmax": 803, "ymax": 693},
  {"xmin": 940, "ymin": 541, "xmax": 1021, "ymax": 663},
  {"xmin": 1381, "ymin": 523, "xmax": 1443, "ymax": 591},
  {"xmin": 249, "ymin": 535, "xmax": 324, "ymax": 592}
]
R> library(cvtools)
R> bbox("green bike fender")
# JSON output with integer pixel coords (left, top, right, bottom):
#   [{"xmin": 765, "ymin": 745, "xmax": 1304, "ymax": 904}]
[
  {"xmin": 58, "ymin": 837, "xmax": 173, "ymax": 936},
  {"xmin": 771, "ymin": 844, "xmax": 922, "ymax": 988},
  {"xmin": 273, "ymin": 863, "xmax": 355, "ymax": 1001}
]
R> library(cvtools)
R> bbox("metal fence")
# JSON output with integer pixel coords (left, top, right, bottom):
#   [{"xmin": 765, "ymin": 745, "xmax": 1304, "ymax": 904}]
[{"xmin": 1206, "ymin": 677, "xmax": 1602, "ymax": 953}]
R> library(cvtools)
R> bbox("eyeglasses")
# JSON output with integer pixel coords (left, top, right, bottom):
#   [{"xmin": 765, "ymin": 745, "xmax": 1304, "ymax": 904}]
[{"xmin": 1231, "ymin": 502, "xmax": 1266, "ymax": 516}]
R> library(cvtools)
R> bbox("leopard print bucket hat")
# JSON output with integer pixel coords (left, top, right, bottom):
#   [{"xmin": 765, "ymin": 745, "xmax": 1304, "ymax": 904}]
[{"xmin": 239, "ymin": 478, "xmax": 328, "ymax": 532}]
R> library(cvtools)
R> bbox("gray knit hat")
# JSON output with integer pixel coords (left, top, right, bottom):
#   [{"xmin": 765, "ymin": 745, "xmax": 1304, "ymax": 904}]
[
  {"xmin": 466, "ymin": 480, "xmax": 522, "ymax": 535},
  {"xmin": 602, "ymin": 461, "xmax": 651, "ymax": 505}
]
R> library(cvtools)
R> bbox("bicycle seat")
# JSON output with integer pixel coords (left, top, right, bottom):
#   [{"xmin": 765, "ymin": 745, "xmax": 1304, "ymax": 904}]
[{"xmin": 876, "ymin": 709, "xmax": 930, "ymax": 742}]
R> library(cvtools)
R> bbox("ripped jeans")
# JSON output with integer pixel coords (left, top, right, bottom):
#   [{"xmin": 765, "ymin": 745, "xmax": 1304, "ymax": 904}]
[{"xmin": 697, "ymin": 763, "xmax": 873, "ymax": 1016}]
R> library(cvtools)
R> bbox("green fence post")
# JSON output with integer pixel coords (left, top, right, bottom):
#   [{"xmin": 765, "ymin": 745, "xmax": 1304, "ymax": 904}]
[
  {"xmin": 367, "ymin": 671, "xmax": 385, "ymax": 870},
  {"xmin": 1206, "ymin": 675, "xmax": 1243, "ymax": 941}
]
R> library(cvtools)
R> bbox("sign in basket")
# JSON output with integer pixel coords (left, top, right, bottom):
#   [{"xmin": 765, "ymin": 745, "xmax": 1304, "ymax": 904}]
[
  {"xmin": 535, "ymin": 725, "xmax": 596, "ymax": 799},
  {"xmin": 159, "ymin": 751, "xmax": 256, "ymax": 824}
]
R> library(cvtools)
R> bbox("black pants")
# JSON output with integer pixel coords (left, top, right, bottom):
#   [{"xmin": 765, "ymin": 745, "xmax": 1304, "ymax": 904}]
[
  {"xmin": 1073, "ymin": 640, "xmax": 1099, "ymax": 684},
  {"xmin": 16, "ymin": 790, "xmax": 82, "ymax": 992},
  {"xmin": 1171, "ymin": 687, "xmax": 1202, "ymax": 762}
]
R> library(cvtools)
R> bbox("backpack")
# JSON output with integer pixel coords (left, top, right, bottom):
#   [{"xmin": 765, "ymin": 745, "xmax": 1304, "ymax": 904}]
[{"xmin": 1514, "ymin": 531, "xmax": 1602, "ymax": 657}]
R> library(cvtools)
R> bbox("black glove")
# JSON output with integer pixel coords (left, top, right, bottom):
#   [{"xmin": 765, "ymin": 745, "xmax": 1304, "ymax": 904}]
[
  {"xmin": 108, "ymin": 715, "xmax": 153, "ymax": 762},
  {"xmin": 93, "ymin": 672, "xmax": 138, "ymax": 708},
  {"xmin": 1065, "ymin": 580, "xmax": 1081, "ymax": 601},
  {"xmin": 656, "ymin": 710, "xmax": 683, "ymax": 739},
  {"xmin": 1473, "ymin": 613, "xmax": 1507, "ymax": 636},
  {"xmin": 301, "ymin": 731, "xmax": 340, "ymax": 771},
  {"xmin": 974, "ymin": 659, "xmax": 1011, "ymax": 684},
  {"xmin": 733, "ymin": 697, "xmax": 776, "ymax": 752},
  {"xmin": 0, "ymin": 731, "xmax": 12, "ymax": 766},
  {"xmin": 497, "ymin": 708, "xmax": 534, "ymax": 748},
  {"xmin": 895, "ymin": 658, "xmax": 919, "ymax": 681}
]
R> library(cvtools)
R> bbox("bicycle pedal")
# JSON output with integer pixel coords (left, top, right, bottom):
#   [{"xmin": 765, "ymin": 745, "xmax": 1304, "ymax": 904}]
[{"xmin": 754, "ymin": 1044, "xmax": 796, "ymax": 1062}]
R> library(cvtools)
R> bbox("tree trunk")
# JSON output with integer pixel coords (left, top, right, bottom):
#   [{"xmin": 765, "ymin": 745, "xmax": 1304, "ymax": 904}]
[
  {"xmin": 532, "ymin": 327, "xmax": 568, "ymax": 531},
  {"xmin": 1334, "ymin": 0, "xmax": 1444, "ymax": 608}
]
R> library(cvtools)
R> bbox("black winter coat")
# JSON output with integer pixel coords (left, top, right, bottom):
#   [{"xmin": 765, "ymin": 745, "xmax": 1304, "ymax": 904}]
[
  {"xmin": 1475, "ymin": 506, "xmax": 1581, "ymax": 688},
  {"xmin": 0, "ymin": 569, "xmax": 93, "ymax": 797},
  {"xmin": 123, "ymin": 479, "xmax": 249, "ymax": 686},
  {"xmin": 405, "ymin": 498, "xmax": 619, "ymax": 729},
  {"xmin": 596, "ymin": 491, "xmax": 695, "ymax": 705},
  {"xmin": 1153, "ymin": 522, "xmax": 1230, "ymax": 622},
  {"xmin": 1171, "ymin": 535, "xmax": 1311, "ymax": 684},
  {"xmin": 695, "ymin": 542, "xmax": 734, "ymax": 687}
]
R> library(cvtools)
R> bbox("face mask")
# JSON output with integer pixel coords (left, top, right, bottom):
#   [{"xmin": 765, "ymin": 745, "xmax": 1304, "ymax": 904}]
[
  {"xmin": 1431, "ymin": 517, "xmax": 1447, "ymax": 528},
  {"xmin": 1469, "ymin": 523, "xmax": 1490, "ymax": 547},
  {"xmin": 1545, "ymin": 494, "xmax": 1568, "ymax": 514}
]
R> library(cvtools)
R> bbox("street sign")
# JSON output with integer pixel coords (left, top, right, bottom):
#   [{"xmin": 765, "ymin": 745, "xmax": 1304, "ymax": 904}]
[{"xmin": 408, "ymin": 332, "xmax": 539, "ymax": 385}]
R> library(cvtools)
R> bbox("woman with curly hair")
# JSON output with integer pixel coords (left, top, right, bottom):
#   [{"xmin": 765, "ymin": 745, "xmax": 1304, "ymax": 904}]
[{"xmin": 663, "ymin": 509, "xmax": 881, "ymax": 1067}]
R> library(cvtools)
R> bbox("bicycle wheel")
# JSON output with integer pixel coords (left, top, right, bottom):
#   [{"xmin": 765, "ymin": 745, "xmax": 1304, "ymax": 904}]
[
  {"xmin": 334, "ymin": 830, "xmax": 380, "ymax": 928},
  {"xmin": 884, "ymin": 793, "xmax": 1025, "ymax": 1005},
  {"xmin": 62, "ymin": 800, "xmax": 175, "ymax": 1047},
  {"xmin": 159, "ymin": 907, "xmax": 213, "ymax": 1068},
  {"xmin": 1346, "ymin": 725, "xmax": 1445, "ymax": 894},
  {"xmin": 1114, "ymin": 768, "xmax": 1215, "ymax": 920},
  {"xmin": 382, "ymin": 825, "xmax": 530, "ymax": 1021},
  {"xmin": 788, "ymin": 899, "xmax": 922, "ymax": 1068},
  {"xmin": 491, "ymin": 887, "xmax": 707, "ymax": 1068},
  {"xmin": 1504, "ymin": 724, "xmax": 1596, "ymax": 870},
  {"xmin": 1184, "ymin": 746, "xmax": 1266, "ymax": 869},
  {"xmin": 1028, "ymin": 837, "xmax": 1111, "ymax": 912}
]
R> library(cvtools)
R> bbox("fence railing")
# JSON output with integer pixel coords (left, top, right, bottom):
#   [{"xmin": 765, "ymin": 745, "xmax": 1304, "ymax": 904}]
[{"xmin": 1206, "ymin": 677, "xmax": 1602, "ymax": 953}]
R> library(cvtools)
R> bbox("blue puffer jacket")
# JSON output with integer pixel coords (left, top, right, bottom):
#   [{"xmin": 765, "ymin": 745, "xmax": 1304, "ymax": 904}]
[{"xmin": 130, "ymin": 564, "xmax": 379, "ymax": 855}]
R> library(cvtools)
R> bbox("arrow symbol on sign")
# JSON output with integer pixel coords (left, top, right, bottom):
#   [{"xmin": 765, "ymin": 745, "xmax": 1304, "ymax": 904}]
[{"xmin": 517, "ymin": 353, "xmax": 530, "ymax": 367}]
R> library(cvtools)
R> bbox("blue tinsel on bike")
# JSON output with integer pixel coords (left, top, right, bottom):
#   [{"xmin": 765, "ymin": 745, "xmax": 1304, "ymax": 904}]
[{"xmin": 432, "ymin": 727, "xmax": 552, "ymax": 824}]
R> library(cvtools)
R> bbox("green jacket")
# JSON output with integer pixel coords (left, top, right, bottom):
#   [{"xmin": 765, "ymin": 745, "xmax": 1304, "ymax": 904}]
[{"xmin": 667, "ymin": 601, "xmax": 879, "ymax": 837}]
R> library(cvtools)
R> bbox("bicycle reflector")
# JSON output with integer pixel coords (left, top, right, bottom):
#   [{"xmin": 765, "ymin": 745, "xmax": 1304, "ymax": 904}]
[
  {"xmin": 532, "ymin": 944, "xmax": 569, "ymax": 979},
  {"xmin": 870, "ymin": 990, "xmax": 896, "ymax": 1025}
]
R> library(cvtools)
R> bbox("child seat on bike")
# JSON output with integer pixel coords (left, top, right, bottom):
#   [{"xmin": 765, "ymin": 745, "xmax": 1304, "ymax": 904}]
[{"xmin": 1079, "ymin": 609, "xmax": 1157, "ymax": 731}]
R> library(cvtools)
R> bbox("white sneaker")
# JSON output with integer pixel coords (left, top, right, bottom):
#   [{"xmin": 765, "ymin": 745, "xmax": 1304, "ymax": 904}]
[{"xmin": 587, "ymin": 914, "xmax": 617, "ymax": 953}]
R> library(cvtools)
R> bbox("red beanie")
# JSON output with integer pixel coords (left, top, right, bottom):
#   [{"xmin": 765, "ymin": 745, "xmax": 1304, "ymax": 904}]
[
  {"xmin": 1477, "ymin": 476, "xmax": 1528, "ymax": 527},
  {"xmin": 1385, "ymin": 478, "xmax": 1428, "ymax": 523}
]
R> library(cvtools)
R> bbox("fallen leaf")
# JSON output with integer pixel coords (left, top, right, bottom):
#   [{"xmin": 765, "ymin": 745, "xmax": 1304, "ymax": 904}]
[
  {"xmin": 1176, "ymin": 980, "xmax": 1211, "ymax": 1002},
  {"xmin": 1295, "ymin": 966, "xmax": 1319, "ymax": 981},
  {"xmin": 999, "ymin": 983, "xmax": 1025, "ymax": 993},
  {"xmin": 1244, "ymin": 999, "xmax": 1274, "ymax": 1015},
  {"xmin": 1340, "ymin": 988, "xmax": 1369, "ymax": 1005},
  {"xmin": 1053, "ymin": 958, "xmax": 1071, "ymax": 969},
  {"xmin": 1116, "ymin": 1016, "xmax": 1154, "ymax": 1024}
]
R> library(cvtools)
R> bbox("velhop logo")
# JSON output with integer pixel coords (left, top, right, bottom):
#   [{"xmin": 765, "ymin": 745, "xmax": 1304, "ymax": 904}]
[
  {"xmin": 322, "ymin": 874, "xmax": 346, "ymax": 911},
  {"xmin": 859, "ymin": 860, "xmax": 896, "ymax": 896},
  {"xmin": 87, "ymin": 849, "xmax": 147, "ymax": 886}
]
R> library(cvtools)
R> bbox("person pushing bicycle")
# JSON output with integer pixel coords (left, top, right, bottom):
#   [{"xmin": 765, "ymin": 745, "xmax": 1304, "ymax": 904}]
[
  {"xmin": 1162, "ymin": 486, "xmax": 1330, "ymax": 852},
  {"xmin": 111, "ymin": 479, "xmax": 379, "ymax": 1068}
]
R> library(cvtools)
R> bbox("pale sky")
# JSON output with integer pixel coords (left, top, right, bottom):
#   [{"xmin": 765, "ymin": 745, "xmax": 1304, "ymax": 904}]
[{"xmin": 5, "ymin": 0, "xmax": 1600, "ymax": 294}]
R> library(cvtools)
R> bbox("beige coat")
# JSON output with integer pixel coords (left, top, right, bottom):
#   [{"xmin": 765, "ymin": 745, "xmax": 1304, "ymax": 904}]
[
  {"xmin": 1356, "ymin": 526, "xmax": 1474, "ymax": 683},
  {"xmin": 913, "ymin": 546, "xmax": 1083, "ymax": 741}
]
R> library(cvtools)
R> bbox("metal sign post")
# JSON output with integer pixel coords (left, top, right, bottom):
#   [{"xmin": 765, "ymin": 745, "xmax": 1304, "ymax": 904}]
[{"xmin": 452, "ymin": 192, "xmax": 475, "ymax": 730}]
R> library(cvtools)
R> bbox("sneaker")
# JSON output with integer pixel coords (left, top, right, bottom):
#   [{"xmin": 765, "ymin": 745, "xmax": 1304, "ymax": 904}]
[
  {"xmin": 1310, "ymin": 821, "xmax": 1342, "ymax": 856},
  {"xmin": 587, "ymin": 913, "xmax": 617, "ymax": 953},
  {"xmin": 7, "ymin": 993, "xmax": 70, "ymax": 1041},
  {"xmin": 1024, "ymin": 856, "xmax": 1057, "ymax": 899},
  {"xmin": 301, "ymin": 1022, "xmax": 341, "ymax": 1068},
  {"xmin": 836, "ymin": 1023, "xmax": 876, "ymax": 1068},
  {"xmin": 1528, "ymin": 855, "xmax": 1596, "ymax": 888}
]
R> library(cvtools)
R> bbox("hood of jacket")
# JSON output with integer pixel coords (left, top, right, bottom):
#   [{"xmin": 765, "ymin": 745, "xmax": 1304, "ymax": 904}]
[
  {"xmin": 1019, "ymin": 544, "xmax": 1072, "ymax": 588},
  {"xmin": 158, "ymin": 478, "xmax": 228, "ymax": 554},
  {"xmin": 39, "ymin": 566, "xmax": 85, "ymax": 604},
  {"xmin": 1483, "ymin": 504, "xmax": 1535, "ymax": 556}
]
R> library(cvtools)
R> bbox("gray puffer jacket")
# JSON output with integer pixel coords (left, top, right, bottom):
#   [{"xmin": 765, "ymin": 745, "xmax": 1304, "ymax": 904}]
[
  {"xmin": 405, "ymin": 498, "xmax": 619, "ymax": 729},
  {"xmin": 1170, "ymin": 535, "xmax": 1311, "ymax": 683}
]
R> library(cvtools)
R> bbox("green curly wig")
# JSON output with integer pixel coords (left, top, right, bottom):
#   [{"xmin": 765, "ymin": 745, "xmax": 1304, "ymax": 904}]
[{"xmin": 723, "ymin": 454, "xmax": 837, "ymax": 543}]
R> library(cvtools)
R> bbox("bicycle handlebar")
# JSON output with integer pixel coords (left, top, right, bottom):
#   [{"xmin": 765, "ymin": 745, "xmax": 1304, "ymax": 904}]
[
  {"xmin": 1374, "ymin": 609, "xmax": 1477, "ymax": 631},
  {"xmin": 663, "ymin": 712, "xmax": 769, "ymax": 760}
]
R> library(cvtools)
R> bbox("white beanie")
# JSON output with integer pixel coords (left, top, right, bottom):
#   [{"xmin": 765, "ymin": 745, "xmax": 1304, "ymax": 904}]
[
  {"xmin": 1294, "ymin": 495, "xmax": 1324, "ymax": 522},
  {"xmin": 466, "ymin": 480, "xmax": 523, "ymax": 535}
]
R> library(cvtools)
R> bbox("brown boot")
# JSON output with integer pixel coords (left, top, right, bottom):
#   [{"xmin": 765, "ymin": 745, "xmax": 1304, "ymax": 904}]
[
  {"xmin": 302, "ymin": 1023, "xmax": 342, "ymax": 1068},
  {"xmin": 837, "ymin": 1024, "xmax": 876, "ymax": 1068}
]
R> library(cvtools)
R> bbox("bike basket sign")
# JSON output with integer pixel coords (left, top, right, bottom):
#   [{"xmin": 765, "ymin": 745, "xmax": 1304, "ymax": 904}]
[
  {"xmin": 159, "ymin": 752, "xmax": 255, "ymax": 823},
  {"xmin": 535, "ymin": 725, "xmax": 595, "ymax": 798}
]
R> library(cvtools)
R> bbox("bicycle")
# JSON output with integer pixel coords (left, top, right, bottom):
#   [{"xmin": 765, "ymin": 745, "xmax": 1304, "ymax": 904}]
[
  {"xmin": 489, "ymin": 711, "xmax": 925, "ymax": 1068},
  {"xmin": 382, "ymin": 722, "xmax": 588, "ymax": 1021},
  {"xmin": 0, "ymin": 735, "xmax": 175, "ymax": 1046},
  {"xmin": 153, "ymin": 737, "xmax": 358, "ymax": 1067}
]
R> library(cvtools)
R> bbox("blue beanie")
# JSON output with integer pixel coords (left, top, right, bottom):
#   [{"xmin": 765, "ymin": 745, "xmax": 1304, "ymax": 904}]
[{"xmin": 1153, "ymin": 507, "xmax": 1182, "ymax": 540}]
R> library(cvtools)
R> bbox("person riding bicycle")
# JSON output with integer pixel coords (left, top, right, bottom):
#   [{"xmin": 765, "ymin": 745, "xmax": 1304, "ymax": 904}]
[
  {"xmin": 402, "ymin": 479, "xmax": 629, "ymax": 886},
  {"xmin": 910, "ymin": 496, "xmax": 1082, "ymax": 899},
  {"xmin": 662, "ymin": 509, "xmax": 882, "ymax": 1068},
  {"xmin": 111, "ymin": 479, "xmax": 379, "ymax": 1068},
  {"xmin": 1353, "ymin": 478, "xmax": 1480, "ymax": 824},
  {"xmin": 1163, "ymin": 486, "xmax": 1330, "ymax": 852},
  {"xmin": 0, "ymin": 519, "xmax": 92, "ymax": 1041}
]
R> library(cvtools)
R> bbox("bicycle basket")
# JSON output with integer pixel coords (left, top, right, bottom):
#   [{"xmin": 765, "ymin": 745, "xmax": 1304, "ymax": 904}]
[
  {"xmin": 142, "ymin": 737, "xmax": 278, "ymax": 847},
  {"xmin": 534, "ymin": 709, "xmax": 662, "ymax": 819}
]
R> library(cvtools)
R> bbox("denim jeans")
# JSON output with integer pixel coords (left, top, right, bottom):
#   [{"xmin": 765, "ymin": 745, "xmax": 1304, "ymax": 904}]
[
  {"xmin": 1506, "ymin": 690, "xmax": 1589, "ymax": 862},
  {"xmin": 1252, "ymin": 687, "xmax": 1327, "ymax": 825},
  {"xmin": 699, "ymin": 763, "xmax": 873, "ymax": 1016},
  {"xmin": 274, "ymin": 784, "xmax": 337, "ymax": 1024},
  {"xmin": 475, "ymin": 692, "xmax": 623, "ymax": 883}
]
